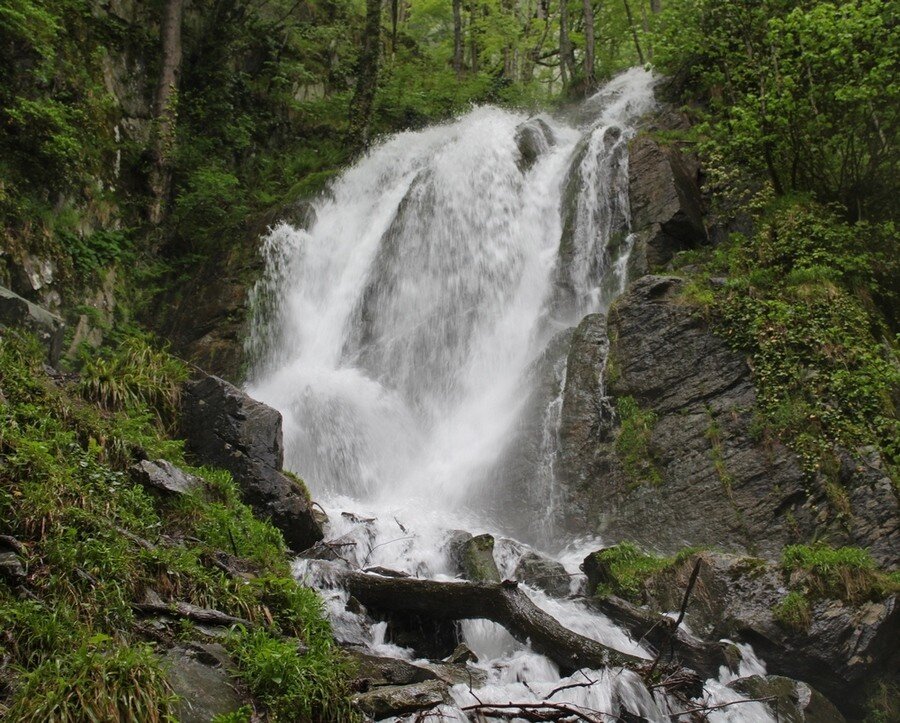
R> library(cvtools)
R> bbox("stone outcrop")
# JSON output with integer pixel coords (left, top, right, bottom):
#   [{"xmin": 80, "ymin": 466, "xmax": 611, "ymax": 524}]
[
  {"xmin": 638, "ymin": 551, "xmax": 898, "ymax": 717},
  {"xmin": 0, "ymin": 286, "xmax": 65, "ymax": 365},
  {"xmin": 626, "ymin": 130, "xmax": 707, "ymax": 278},
  {"xmin": 164, "ymin": 643, "xmax": 245, "ymax": 723},
  {"xmin": 557, "ymin": 275, "xmax": 899, "ymax": 566},
  {"xmin": 130, "ymin": 459, "xmax": 203, "ymax": 496},
  {"xmin": 181, "ymin": 373, "xmax": 323, "ymax": 552},
  {"xmin": 352, "ymin": 679, "xmax": 449, "ymax": 719}
]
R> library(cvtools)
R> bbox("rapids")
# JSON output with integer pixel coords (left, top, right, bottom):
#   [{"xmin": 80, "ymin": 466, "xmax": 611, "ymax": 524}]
[{"xmin": 246, "ymin": 68, "xmax": 777, "ymax": 721}]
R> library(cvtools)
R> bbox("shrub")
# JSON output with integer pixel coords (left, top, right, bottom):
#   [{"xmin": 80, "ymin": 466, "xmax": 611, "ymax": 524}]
[{"xmin": 615, "ymin": 396, "xmax": 662, "ymax": 487}]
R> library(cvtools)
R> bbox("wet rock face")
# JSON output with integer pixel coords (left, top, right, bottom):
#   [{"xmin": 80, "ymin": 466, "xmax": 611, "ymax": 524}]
[
  {"xmin": 557, "ymin": 275, "xmax": 898, "ymax": 565},
  {"xmin": 513, "ymin": 551, "xmax": 571, "ymax": 597},
  {"xmin": 0, "ymin": 286, "xmax": 65, "ymax": 366},
  {"xmin": 640, "ymin": 552, "xmax": 898, "ymax": 717},
  {"xmin": 626, "ymin": 132, "xmax": 707, "ymax": 276},
  {"xmin": 181, "ymin": 373, "xmax": 323, "ymax": 551}
]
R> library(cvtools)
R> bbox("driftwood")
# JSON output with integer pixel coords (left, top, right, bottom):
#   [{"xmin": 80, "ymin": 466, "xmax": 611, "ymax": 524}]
[
  {"xmin": 132, "ymin": 601, "xmax": 251, "ymax": 627},
  {"xmin": 340, "ymin": 571, "xmax": 645, "ymax": 674}
]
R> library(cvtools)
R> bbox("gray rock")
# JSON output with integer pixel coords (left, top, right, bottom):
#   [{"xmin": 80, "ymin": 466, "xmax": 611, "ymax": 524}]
[
  {"xmin": 0, "ymin": 551, "xmax": 26, "ymax": 585},
  {"xmin": 181, "ymin": 373, "xmax": 323, "ymax": 552},
  {"xmin": 0, "ymin": 285, "xmax": 65, "ymax": 365},
  {"xmin": 447, "ymin": 532, "xmax": 501, "ymax": 582},
  {"xmin": 352, "ymin": 680, "xmax": 449, "ymax": 720},
  {"xmin": 348, "ymin": 650, "xmax": 438, "ymax": 687},
  {"xmin": 627, "ymin": 134, "xmax": 706, "ymax": 273},
  {"xmin": 130, "ymin": 459, "xmax": 203, "ymax": 496},
  {"xmin": 514, "ymin": 551, "xmax": 571, "ymax": 597},
  {"xmin": 164, "ymin": 643, "xmax": 244, "ymax": 723},
  {"xmin": 556, "ymin": 275, "xmax": 899, "ymax": 567},
  {"xmin": 728, "ymin": 675, "xmax": 845, "ymax": 722},
  {"xmin": 515, "ymin": 118, "xmax": 555, "ymax": 173}
]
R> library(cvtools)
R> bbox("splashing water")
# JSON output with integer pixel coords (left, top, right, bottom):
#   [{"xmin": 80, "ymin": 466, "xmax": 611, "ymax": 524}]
[{"xmin": 247, "ymin": 68, "xmax": 776, "ymax": 722}]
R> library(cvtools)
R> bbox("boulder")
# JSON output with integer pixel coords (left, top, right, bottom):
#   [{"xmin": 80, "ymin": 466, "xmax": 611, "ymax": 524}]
[
  {"xmin": 181, "ymin": 373, "xmax": 323, "ymax": 552},
  {"xmin": 639, "ymin": 551, "xmax": 899, "ymax": 717},
  {"xmin": 352, "ymin": 680, "xmax": 449, "ymax": 720},
  {"xmin": 130, "ymin": 459, "xmax": 203, "ymax": 496},
  {"xmin": 348, "ymin": 650, "xmax": 438, "ymax": 687},
  {"xmin": 0, "ymin": 285, "xmax": 65, "ymax": 365},
  {"xmin": 514, "ymin": 551, "xmax": 571, "ymax": 597},
  {"xmin": 728, "ymin": 675, "xmax": 845, "ymax": 723},
  {"xmin": 447, "ymin": 532, "xmax": 501, "ymax": 582},
  {"xmin": 515, "ymin": 118, "xmax": 555, "ymax": 173},
  {"xmin": 626, "ymin": 134, "xmax": 706, "ymax": 274},
  {"xmin": 557, "ymin": 275, "xmax": 899, "ymax": 565},
  {"xmin": 164, "ymin": 643, "xmax": 245, "ymax": 723}
]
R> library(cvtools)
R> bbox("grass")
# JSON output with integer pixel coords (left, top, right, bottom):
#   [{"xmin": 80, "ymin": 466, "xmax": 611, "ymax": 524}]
[
  {"xmin": 0, "ymin": 331, "xmax": 355, "ymax": 719},
  {"xmin": 781, "ymin": 544, "xmax": 900, "ymax": 605},
  {"xmin": 614, "ymin": 396, "xmax": 663, "ymax": 487}
]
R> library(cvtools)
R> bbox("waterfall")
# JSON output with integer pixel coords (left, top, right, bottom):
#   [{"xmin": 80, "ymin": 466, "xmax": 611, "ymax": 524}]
[
  {"xmin": 247, "ymin": 67, "xmax": 655, "ymax": 522},
  {"xmin": 245, "ymin": 68, "xmax": 775, "ymax": 722}
]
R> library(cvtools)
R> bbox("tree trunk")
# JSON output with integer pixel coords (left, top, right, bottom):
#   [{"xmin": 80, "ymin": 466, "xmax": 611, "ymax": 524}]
[
  {"xmin": 149, "ymin": 0, "xmax": 184, "ymax": 225},
  {"xmin": 453, "ymin": 0, "xmax": 464, "ymax": 77},
  {"xmin": 342, "ymin": 572, "xmax": 643, "ymax": 673},
  {"xmin": 650, "ymin": 0, "xmax": 661, "ymax": 12},
  {"xmin": 622, "ymin": 0, "xmax": 644, "ymax": 64},
  {"xmin": 582, "ymin": 0, "xmax": 595, "ymax": 87},
  {"xmin": 348, "ymin": 0, "xmax": 383, "ymax": 148},
  {"xmin": 559, "ymin": 0, "xmax": 574, "ymax": 86}
]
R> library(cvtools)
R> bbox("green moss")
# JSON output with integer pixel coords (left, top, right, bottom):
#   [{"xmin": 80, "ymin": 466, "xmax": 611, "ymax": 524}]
[
  {"xmin": 773, "ymin": 591, "xmax": 811, "ymax": 631},
  {"xmin": 593, "ymin": 542, "xmax": 670, "ymax": 602},
  {"xmin": 615, "ymin": 396, "xmax": 663, "ymax": 487}
]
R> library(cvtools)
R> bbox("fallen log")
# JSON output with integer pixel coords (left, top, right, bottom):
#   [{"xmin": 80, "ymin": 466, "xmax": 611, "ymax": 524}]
[
  {"xmin": 340, "ymin": 571, "xmax": 646, "ymax": 674},
  {"xmin": 587, "ymin": 595, "xmax": 731, "ymax": 680},
  {"xmin": 132, "ymin": 601, "xmax": 251, "ymax": 627}
]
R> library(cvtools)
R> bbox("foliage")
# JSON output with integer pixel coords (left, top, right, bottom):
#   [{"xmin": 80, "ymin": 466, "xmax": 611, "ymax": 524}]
[
  {"xmin": 781, "ymin": 544, "xmax": 899, "ymax": 604},
  {"xmin": 655, "ymin": 0, "xmax": 898, "ymax": 219},
  {"xmin": 614, "ymin": 395, "xmax": 662, "ymax": 487},
  {"xmin": 0, "ymin": 331, "xmax": 353, "ymax": 716},
  {"xmin": 680, "ymin": 199, "xmax": 898, "ymax": 484}
]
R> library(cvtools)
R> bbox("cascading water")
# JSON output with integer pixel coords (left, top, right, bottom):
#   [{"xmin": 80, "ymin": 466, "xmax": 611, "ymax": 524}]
[{"xmin": 246, "ymin": 68, "xmax": 776, "ymax": 721}]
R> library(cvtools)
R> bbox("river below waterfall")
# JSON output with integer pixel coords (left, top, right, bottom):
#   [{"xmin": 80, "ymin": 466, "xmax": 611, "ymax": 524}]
[{"xmin": 245, "ymin": 68, "xmax": 777, "ymax": 722}]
